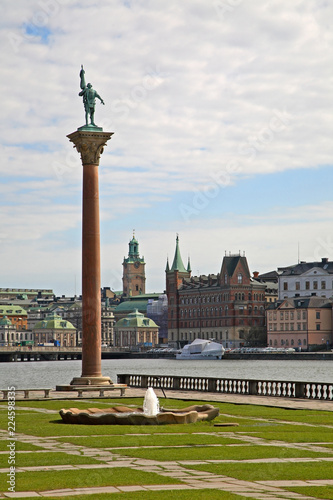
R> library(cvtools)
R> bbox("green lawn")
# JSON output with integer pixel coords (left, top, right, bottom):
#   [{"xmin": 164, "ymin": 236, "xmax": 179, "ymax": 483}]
[
  {"xmin": 185, "ymin": 461, "xmax": 333, "ymax": 482},
  {"xmin": 286, "ymin": 485, "xmax": 333, "ymax": 499},
  {"xmin": 0, "ymin": 451, "xmax": 102, "ymax": 468},
  {"xmin": 0, "ymin": 397, "xmax": 332, "ymax": 498},
  {"xmin": 113, "ymin": 443, "xmax": 332, "ymax": 462},
  {"xmin": 0, "ymin": 467, "xmax": 182, "ymax": 492}
]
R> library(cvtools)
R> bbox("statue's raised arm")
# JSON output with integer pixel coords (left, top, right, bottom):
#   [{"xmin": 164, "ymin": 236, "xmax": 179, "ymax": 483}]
[{"xmin": 78, "ymin": 65, "xmax": 105, "ymax": 128}]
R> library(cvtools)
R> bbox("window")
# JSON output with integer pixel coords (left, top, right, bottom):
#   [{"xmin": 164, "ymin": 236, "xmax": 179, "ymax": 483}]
[
  {"xmin": 238, "ymin": 273, "xmax": 243, "ymax": 284},
  {"xmin": 321, "ymin": 281, "xmax": 326, "ymax": 289},
  {"xmin": 305, "ymin": 281, "xmax": 310, "ymax": 290},
  {"xmin": 224, "ymin": 273, "xmax": 228, "ymax": 284},
  {"xmin": 280, "ymin": 312, "xmax": 284, "ymax": 320},
  {"xmin": 316, "ymin": 311, "xmax": 320, "ymax": 320},
  {"xmin": 313, "ymin": 281, "xmax": 318, "ymax": 290},
  {"xmin": 316, "ymin": 324, "xmax": 320, "ymax": 331},
  {"xmin": 283, "ymin": 282, "xmax": 288, "ymax": 290},
  {"xmin": 285, "ymin": 311, "xmax": 289, "ymax": 320},
  {"xmin": 295, "ymin": 281, "xmax": 300, "ymax": 290}
]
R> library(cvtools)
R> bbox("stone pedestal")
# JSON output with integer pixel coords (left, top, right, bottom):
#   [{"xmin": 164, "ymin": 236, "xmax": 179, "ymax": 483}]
[{"xmin": 67, "ymin": 130, "xmax": 113, "ymax": 386}]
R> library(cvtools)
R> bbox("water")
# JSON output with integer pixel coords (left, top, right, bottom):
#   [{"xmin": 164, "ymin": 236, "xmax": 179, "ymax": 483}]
[
  {"xmin": 0, "ymin": 358, "xmax": 332, "ymax": 389},
  {"xmin": 143, "ymin": 387, "xmax": 160, "ymax": 416}
]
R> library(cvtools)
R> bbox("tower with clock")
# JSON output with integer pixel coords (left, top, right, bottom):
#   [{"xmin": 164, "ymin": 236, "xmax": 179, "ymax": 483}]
[{"xmin": 122, "ymin": 232, "xmax": 146, "ymax": 296}]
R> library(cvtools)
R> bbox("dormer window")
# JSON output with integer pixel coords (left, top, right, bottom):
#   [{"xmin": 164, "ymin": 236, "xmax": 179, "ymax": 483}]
[{"xmin": 237, "ymin": 273, "xmax": 243, "ymax": 284}]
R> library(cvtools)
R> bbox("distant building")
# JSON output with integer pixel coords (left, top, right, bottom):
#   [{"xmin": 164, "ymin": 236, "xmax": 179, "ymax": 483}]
[
  {"xmin": 0, "ymin": 288, "xmax": 54, "ymax": 302},
  {"xmin": 0, "ymin": 305, "xmax": 28, "ymax": 330},
  {"xmin": 114, "ymin": 309, "xmax": 159, "ymax": 348},
  {"xmin": 166, "ymin": 236, "xmax": 266, "ymax": 348},
  {"xmin": 33, "ymin": 312, "xmax": 76, "ymax": 347},
  {"xmin": 253, "ymin": 271, "xmax": 278, "ymax": 303},
  {"xmin": 278, "ymin": 258, "xmax": 333, "ymax": 300},
  {"xmin": 146, "ymin": 294, "xmax": 168, "ymax": 344},
  {"xmin": 0, "ymin": 316, "xmax": 32, "ymax": 346},
  {"xmin": 122, "ymin": 234, "xmax": 146, "ymax": 296},
  {"xmin": 267, "ymin": 297, "xmax": 333, "ymax": 350}
]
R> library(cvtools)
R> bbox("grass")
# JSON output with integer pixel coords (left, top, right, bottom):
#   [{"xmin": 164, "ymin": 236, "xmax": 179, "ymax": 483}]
[
  {"xmin": 185, "ymin": 461, "xmax": 333, "ymax": 482},
  {"xmin": 0, "ymin": 440, "xmax": 43, "ymax": 452},
  {"xmin": 113, "ymin": 444, "xmax": 332, "ymax": 462},
  {"xmin": 0, "ymin": 397, "xmax": 332, "ymax": 497},
  {"xmin": 0, "ymin": 467, "xmax": 182, "ymax": 492},
  {"xmin": 0, "ymin": 451, "xmax": 102, "ymax": 468},
  {"xmin": 57, "ymin": 433, "xmax": 241, "ymax": 448},
  {"xmin": 286, "ymin": 485, "xmax": 333, "ymax": 499}
]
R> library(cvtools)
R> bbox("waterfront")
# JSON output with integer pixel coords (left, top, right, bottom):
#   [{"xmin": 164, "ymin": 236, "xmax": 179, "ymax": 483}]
[{"xmin": 1, "ymin": 358, "xmax": 333, "ymax": 389}]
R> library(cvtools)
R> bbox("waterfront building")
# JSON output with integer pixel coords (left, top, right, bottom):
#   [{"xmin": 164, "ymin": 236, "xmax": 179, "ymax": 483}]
[
  {"xmin": 114, "ymin": 309, "xmax": 159, "ymax": 348},
  {"xmin": 278, "ymin": 258, "xmax": 333, "ymax": 300},
  {"xmin": 166, "ymin": 237, "xmax": 266, "ymax": 348},
  {"xmin": 33, "ymin": 312, "xmax": 76, "ymax": 347},
  {"xmin": 122, "ymin": 234, "xmax": 146, "ymax": 297},
  {"xmin": 267, "ymin": 297, "xmax": 333, "ymax": 350},
  {"xmin": 0, "ymin": 316, "xmax": 33, "ymax": 346},
  {"xmin": 0, "ymin": 305, "xmax": 28, "ymax": 330}
]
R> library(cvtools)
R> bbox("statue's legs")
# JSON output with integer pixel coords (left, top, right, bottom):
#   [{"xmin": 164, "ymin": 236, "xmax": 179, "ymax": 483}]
[
  {"xmin": 85, "ymin": 111, "xmax": 89, "ymax": 126},
  {"xmin": 90, "ymin": 109, "xmax": 95, "ymax": 126}
]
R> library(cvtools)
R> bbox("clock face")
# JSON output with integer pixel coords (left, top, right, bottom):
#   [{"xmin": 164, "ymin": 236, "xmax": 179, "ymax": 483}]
[{"xmin": 134, "ymin": 262, "xmax": 140, "ymax": 269}]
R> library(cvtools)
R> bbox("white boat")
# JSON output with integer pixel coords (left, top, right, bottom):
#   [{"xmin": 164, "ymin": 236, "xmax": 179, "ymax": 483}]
[{"xmin": 176, "ymin": 338, "xmax": 225, "ymax": 360}]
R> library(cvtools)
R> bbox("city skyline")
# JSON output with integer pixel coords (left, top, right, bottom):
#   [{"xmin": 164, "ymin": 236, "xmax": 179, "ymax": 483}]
[{"xmin": 1, "ymin": 1, "xmax": 332, "ymax": 295}]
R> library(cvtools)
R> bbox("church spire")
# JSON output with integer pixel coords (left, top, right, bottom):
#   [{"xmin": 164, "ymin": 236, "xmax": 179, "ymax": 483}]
[
  {"xmin": 165, "ymin": 256, "xmax": 170, "ymax": 272},
  {"xmin": 187, "ymin": 255, "xmax": 192, "ymax": 273},
  {"xmin": 170, "ymin": 234, "xmax": 187, "ymax": 273}
]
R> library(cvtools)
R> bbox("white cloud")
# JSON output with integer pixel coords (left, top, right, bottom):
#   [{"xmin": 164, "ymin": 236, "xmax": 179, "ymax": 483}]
[{"xmin": 0, "ymin": 0, "xmax": 332, "ymax": 293}]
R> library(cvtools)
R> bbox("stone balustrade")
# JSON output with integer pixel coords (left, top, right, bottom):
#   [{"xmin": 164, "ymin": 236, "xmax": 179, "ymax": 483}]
[{"xmin": 117, "ymin": 373, "xmax": 333, "ymax": 401}]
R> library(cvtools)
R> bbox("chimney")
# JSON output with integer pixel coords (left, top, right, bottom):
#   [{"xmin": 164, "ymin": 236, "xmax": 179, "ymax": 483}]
[
  {"xmin": 253, "ymin": 271, "xmax": 259, "ymax": 279},
  {"xmin": 322, "ymin": 257, "xmax": 329, "ymax": 264}
]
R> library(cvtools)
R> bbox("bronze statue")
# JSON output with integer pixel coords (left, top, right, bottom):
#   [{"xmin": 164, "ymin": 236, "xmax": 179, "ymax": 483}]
[{"xmin": 79, "ymin": 65, "xmax": 105, "ymax": 127}]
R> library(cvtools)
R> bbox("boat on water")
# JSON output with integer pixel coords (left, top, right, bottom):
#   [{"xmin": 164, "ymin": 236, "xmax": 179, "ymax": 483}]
[{"xmin": 176, "ymin": 338, "xmax": 225, "ymax": 360}]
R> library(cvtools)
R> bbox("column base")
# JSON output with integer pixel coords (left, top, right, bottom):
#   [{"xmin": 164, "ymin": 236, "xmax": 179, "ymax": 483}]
[{"xmin": 70, "ymin": 376, "xmax": 113, "ymax": 386}]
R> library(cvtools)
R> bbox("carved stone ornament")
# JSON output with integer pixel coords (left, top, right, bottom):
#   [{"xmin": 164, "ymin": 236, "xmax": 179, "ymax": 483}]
[{"xmin": 67, "ymin": 130, "xmax": 113, "ymax": 165}]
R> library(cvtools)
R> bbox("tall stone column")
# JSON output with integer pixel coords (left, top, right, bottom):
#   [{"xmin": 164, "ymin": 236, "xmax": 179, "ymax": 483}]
[{"xmin": 67, "ymin": 130, "xmax": 113, "ymax": 385}]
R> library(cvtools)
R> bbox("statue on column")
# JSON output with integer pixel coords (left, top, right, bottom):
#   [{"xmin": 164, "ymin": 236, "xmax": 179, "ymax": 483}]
[{"xmin": 79, "ymin": 65, "xmax": 105, "ymax": 127}]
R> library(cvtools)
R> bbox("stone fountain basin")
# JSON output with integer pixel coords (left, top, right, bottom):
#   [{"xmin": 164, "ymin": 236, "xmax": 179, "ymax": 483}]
[{"xmin": 59, "ymin": 404, "xmax": 219, "ymax": 425}]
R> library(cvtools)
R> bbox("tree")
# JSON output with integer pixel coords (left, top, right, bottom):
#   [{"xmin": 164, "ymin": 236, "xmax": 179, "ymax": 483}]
[{"xmin": 243, "ymin": 327, "xmax": 267, "ymax": 347}]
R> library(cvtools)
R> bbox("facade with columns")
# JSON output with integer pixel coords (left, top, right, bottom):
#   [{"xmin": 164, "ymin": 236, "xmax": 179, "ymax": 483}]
[
  {"xmin": 166, "ymin": 237, "xmax": 266, "ymax": 348},
  {"xmin": 122, "ymin": 234, "xmax": 146, "ymax": 297}
]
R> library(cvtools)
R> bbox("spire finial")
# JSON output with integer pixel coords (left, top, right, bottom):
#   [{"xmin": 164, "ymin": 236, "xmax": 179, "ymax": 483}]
[{"xmin": 133, "ymin": 229, "xmax": 135, "ymax": 238}]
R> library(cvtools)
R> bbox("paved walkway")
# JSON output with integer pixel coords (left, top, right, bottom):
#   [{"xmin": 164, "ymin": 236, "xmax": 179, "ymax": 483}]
[{"xmin": 0, "ymin": 388, "xmax": 332, "ymax": 499}]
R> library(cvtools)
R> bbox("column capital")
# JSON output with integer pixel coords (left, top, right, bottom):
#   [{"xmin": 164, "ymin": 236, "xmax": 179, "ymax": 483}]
[{"xmin": 67, "ymin": 130, "xmax": 114, "ymax": 165}]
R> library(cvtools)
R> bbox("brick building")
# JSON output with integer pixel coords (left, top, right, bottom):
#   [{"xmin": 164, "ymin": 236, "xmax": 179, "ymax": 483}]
[{"xmin": 166, "ymin": 237, "xmax": 266, "ymax": 348}]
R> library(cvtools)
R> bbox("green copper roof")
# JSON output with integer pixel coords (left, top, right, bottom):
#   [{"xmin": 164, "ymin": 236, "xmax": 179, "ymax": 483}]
[
  {"xmin": 0, "ymin": 316, "xmax": 12, "ymax": 326},
  {"xmin": 170, "ymin": 235, "xmax": 187, "ymax": 273},
  {"xmin": 115, "ymin": 309, "xmax": 159, "ymax": 329},
  {"xmin": 0, "ymin": 305, "xmax": 27, "ymax": 316},
  {"xmin": 123, "ymin": 234, "xmax": 145, "ymax": 264},
  {"xmin": 34, "ymin": 312, "xmax": 75, "ymax": 330}
]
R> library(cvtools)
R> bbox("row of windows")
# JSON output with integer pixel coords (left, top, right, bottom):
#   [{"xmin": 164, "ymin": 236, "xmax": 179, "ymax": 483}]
[
  {"xmin": 180, "ymin": 292, "xmax": 265, "ymax": 305},
  {"xmin": 180, "ymin": 319, "xmax": 262, "ymax": 329},
  {"xmin": 269, "ymin": 339, "xmax": 307, "ymax": 346},
  {"xmin": 283, "ymin": 280, "xmax": 332, "ymax": 291},
  {"xmin": 180, "ymin": 306, "xmax": 265, "ymax": 318},
  {"xmin": 269, "ymin": 310, "xmax": 308, "ymax": 321}
]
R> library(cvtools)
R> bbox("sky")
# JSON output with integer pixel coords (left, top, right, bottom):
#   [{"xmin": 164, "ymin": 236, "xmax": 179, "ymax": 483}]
[{"xmin": 0, "ymin": 0, "xmax": 332, "ymax": 296}]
